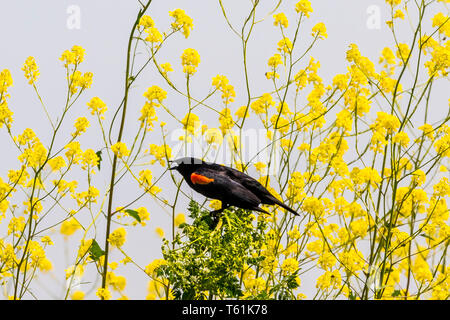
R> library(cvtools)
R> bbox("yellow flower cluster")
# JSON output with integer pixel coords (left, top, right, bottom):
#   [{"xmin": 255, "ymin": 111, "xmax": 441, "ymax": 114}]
[
  {"xmin": 251, "ymin": 93, "xmax": 275, "ymax": 115},
  {"xmin": 267, "ymin": 54, "xmax": 283, "ymax": 79},
  {"xmin": 295, "ymin": 0, "xmax": 313, "ymax": 17},
  {"xmin": 181, "ymin": 112, "xmax": 200, "ymax": 135},
  {"xmin": 111, "ymin": 141, "xmax": 130, "ymax": 158},
  {"xmin": 60, "ymin": 45, "xmax": 85, "ymax": 67},
  {"xmin": 0, "ymin": 69, "xmax": 14, "ymax": 129},
  {"xmin": 69, "ymin": 70, "xmax": 93, "ymax": 95},
  {"xmin": 108, "ymin": 227, "xmax": 127, "ymax": 248},
  {"xmin": 212, "ymin": 75, "xmax": 236, "ymax": 105},
  {"xmin": 148, "ymin": 143, "xmax": 172, "ymax": 166},
  {"xmin": 87, "ymin": 97, "xmax": 107, "ymax": 118},
  {"xmin": 22, "ymin": 57, "xmax": 40, "ymax": 85},
  {"xmin": 312, "ymin": 23, "xmax": 327, "ymax": 39},
  {"xmin": 169, "ymin": 9, "xmax": 194, "ymax": 38},
  {"xmin": 370, "ymin": 112, "xmax": 401, "ymax": 152},
  {"xmin": 72, "ymin": 117, "xmax": 90, "ymax": 138},
  {"xmin": 273, "ymin": 13, "xmax": 289, "ymax": 28},
  {"xmin": 181, "ymin": 48, "xmax": 200, "ymax": 75}
]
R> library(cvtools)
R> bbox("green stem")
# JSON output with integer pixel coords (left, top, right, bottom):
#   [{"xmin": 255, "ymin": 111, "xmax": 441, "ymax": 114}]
[{"xmin": 101, "ymin": 0, "xmax": 153, "ymax": 294}]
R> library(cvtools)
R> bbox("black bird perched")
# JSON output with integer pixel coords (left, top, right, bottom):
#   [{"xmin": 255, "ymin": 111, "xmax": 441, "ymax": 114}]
[{"xmin": 169, "ymin": 157, "xmax": 299, "ymax": 216}]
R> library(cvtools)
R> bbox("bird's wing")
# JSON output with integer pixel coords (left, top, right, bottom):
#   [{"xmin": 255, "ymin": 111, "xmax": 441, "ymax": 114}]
[
  {"xmin": 209, "ymin": 164, "xmax": 277, "ymax": 202},
  {"xmin": 206, "ymin": 163, "xmax": 299, "ymax": 215},
  {"xmin": 190, "ymin": 168, "xmax": 262, "ymax": 208}
]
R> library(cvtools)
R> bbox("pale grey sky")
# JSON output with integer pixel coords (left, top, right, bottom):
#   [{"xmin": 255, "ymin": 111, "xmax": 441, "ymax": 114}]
[{"xmin": 0, "ymin": 0, "xmax": 448, "ymax": 299}]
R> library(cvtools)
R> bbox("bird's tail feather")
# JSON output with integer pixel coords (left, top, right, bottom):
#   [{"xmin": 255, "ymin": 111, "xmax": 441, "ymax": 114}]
[{"xmin": 273, "ymin": 199, "xmax": 299, "ymax": 216}]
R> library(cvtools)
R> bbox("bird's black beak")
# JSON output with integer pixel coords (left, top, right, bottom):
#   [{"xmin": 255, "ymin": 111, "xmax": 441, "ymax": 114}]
[{"xmin": 168, "ymin": 160, "xmax": 178, "ymax": 171}]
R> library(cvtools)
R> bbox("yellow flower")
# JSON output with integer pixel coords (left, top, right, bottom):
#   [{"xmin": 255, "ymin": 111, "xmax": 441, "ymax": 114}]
[
  {"xmin": 18, "ymin": 140, "xmax": 48, "ymax": 168},
  {"xmin": 411, "ymin": 169, "xmax": 426, "ymax": 186},
  {"xmin": 254, "ymin": 162, "xmax": 267, "ymax": 175},
  {"xmin": 69, "ymin": 70, "xmax": 93, "ymax": 95},
  {"xmin": 72, "ymin": 117, "xmax": 90, "ymax": 137},
  {"xmin": 336, "ymin": 109, "xmax": 352, "ymax": 132},
  {"xmin": 60, "ymin": 45, "xmax": 85, "ymax": 66},
  {"xmin": 139, "ymin": 102, "xmax": 159, "ymax": 130},
  {"xmin": 386, "ymin": 0, "xmax": 401, "ymax": 6},
  {"xmin": 432, "ymin": 12, "xmax": 450, "ymax": 37},
  {"xmin": 60, "ymin": 50, "xmax": 75, "ymax": 67},
  {"xmin": 108, "ymin": 227, "xmax": 127, "ymax": 248},
  {"xmin": 71, "ymin": 290, "xmax": 85, "ymax": 300},
  {"xmin": 181, "ymin": 112, "xmax": 200, "ymax": 134},
  {"xmin": 267, "ymin": 54, "xmax": 283, "ymax": 69},
  {"xmin": 96, "ymin": 287, "xmax": 111, "ymax": 300},
  {"xmin": 251, "ymin": 93, "xmax": 275, "ymax": 114},
  {"xmin": 111, "ymin": 142, "xmax": 130, "ymax": 158},
  {"xmin": 181, "ymin": 48, "xmax": 200, "ymax": 75},
  {"xmin": 169, "ymin": 9, "xmax": 194, "ymax": 38},
  {"xmin": 204, "ymin": 127, "xmax": 223, "ymax": 145},
  {"xmin": 281, "ymin": 258, "xmax": 299, "ymax": 275},
  {"xmin": 433, "ymin": 177, "xmax": 450, "ymax": 197},
  {"xmin": 318, "ymin": 251, "xmax": 337, "ymax": 270},
  {"xmin": 155, "ymin": 227, "xmax": 164, "ymax": 238},
  {"xmin": 219, "ymin": 108, "xmax": 234, "ymax": 134},
  {"xmin": 41, "ymin": 236, "xmax": 54, "ymax": 246},
  {"xmin": 295, "ymin": 0, "xmax": 313, "ymax": 17},
  {"xmin": 371, "ymin": 111, "xmax": 400, "ymax": 134},
  {"xmin": 64, "ymin": 141, "xmax": 83, "ymax": 163},
  {"xmin": 0, "ymin": 101, "xmax": 14, "ymax": 129},
  {"xmin": 212, "ymin": 75, "xmax": 236, "ymax": 104},
  {"xmin": 392, "ymin": 131, "xmax": 410, "ymax": 147},
  {"xmin": 393, "ymin": 9, "xmax": 405, "ymax": 19},
  {"xmin": 144, "ymin": 85, "xmax": 167, "ymax": 103},
  {"xmin": 350, "ymin": 218, "xmax": 369, "ymax": 238},
  {"xmin": 71, "ymin": 45, "xmax": 85, "ymax": 64},
  {"xmin": 312, "ymin": 22, "xmax": 327, "ymax": 39},
  {"xmin": 144, "ymin": 27, "xmax": 163, "ymax": 43},
  {"xmin": 138, "ymin": 15, "xmax": 154, "ymax": 29},
  {"xmin": 418, "ymin": 123, "xmax": 434, "ymax": 140},
  {"xmin": 396, "ymin": 43, "xmax": 410, "ymax": 63},
  {"xmin": 48, "ymin": 156, "xmax": 67, "ymax": 172},
  {"xmin": 273, "ymin": 13, "xmax": 289, "ymax": 28},
  {"xmin": 209, "ymin": 200, "xmax": 222, "ymax": 210},
  {"xmin": 22, "ymin": 56, "xmax": 40, "ymax": 85},
  {"xmin": 107, "ymin": 272, "xmax": 127, "ymax": 291},
  {"xmin": 379, "ymin": 47, "xmax": 396, "ymax": 68},
  {"xmin": 8, "ymin": 216, "xmax": 26, "ymax": 237},
  {"xmin": 0, "ymin": 68, "xmax": 13, "ymax": 96},
  {"xmin": 145, "ymin": 259, "xmax": 167, "ymax": 277},
  {"xmin": 81, "ymin": 149, "xmax": 99, "ymax": 170},
  {"xmin": 235, "ymin": 105, "xmax": 249, "ymax": 119},
  {"xmin": 60, "ymin": 218, "xmax": 81, "ymax": 237},
  {"xmin": 277, "ymin": 37, "xmax": 293, "ymax": 54},
  {"xmin": 175, "ymin": 213, "xmax": 186, "ymax": 227},
  {"xmin": 316, "ymin": 270, "xmax": 342, "ymax": 291},
  {"xmin": 332, "ymin": 74, "xmax": 349, "ymax": 91},
  {"xmin": 87, "ymin": 97, "xmax": 107, "ymax": 118},
  {"xmin": 139, "ymin": 169, "xmax": 153, "ymax": 186},
  {"xmin": 160, "ymin": 62, "xmax": 173, "ymax": 77}
]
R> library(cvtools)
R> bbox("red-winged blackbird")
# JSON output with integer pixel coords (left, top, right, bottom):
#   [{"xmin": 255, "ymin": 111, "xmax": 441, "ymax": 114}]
[{"xmin": 169, "ymin": 157, "xmax": 299, "ymax": 216}]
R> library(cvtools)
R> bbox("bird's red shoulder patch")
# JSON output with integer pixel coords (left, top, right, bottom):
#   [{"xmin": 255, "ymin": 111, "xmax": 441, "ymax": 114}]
[{"xmin": 190, "ymin": 173, "xmax": 214, "ymax": 185}]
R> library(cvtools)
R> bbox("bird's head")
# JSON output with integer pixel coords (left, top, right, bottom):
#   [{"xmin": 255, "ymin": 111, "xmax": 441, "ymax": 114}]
[{"xmin": 169, "ymin": 157, "xmax": 206, "ymax": 177}]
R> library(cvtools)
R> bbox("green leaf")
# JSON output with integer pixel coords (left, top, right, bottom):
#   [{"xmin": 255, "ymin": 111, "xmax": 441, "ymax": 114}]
[
  {"xmin": 89, "ymin": 239, "xmax": 105, "ymax": 261},
  {"xmin": 125, "ymin": 209, "xmax": 141, "ymax": 223},
  {"xmin": 420, "ymin": 233, "xmax": 435, "ymax": 241},
  {"xmin": 392, "ymin": 290, "xmax": 401, "ymax": 297},
  {"xmin": 96, "ymin": 150, "xmax": 103, "ymax": 170},
  {"xmin": 348, "ymin": 291, "xmax": 357, "ymax": 300}
]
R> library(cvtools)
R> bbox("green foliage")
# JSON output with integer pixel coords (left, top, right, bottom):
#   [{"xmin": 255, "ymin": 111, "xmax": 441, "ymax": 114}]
[
  {"xmin": 160, "ymin": 200, "xmax": 267, "ymax": 300},
  {"xmin": 125, "ymin": 209, "xmax": 141, "ymax": 223},
  {"xmin": 88, "ymin": 239, "xmax": 105, "ymax": 262}
]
